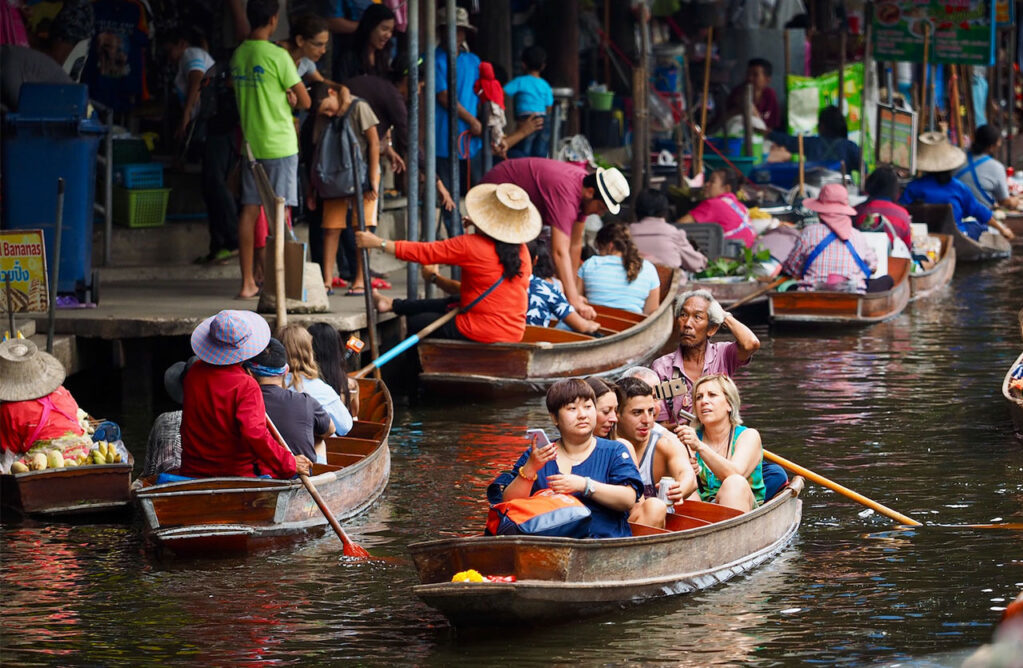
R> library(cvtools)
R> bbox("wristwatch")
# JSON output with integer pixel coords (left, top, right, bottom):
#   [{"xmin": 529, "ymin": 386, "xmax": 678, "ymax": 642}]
[
  {"xmin": 380, "ymin": 240, "xmax": 388, "ymax": 252},
  {"xmin": 583, "ymin": 477, "xmax": 594, "ymax": 498}
]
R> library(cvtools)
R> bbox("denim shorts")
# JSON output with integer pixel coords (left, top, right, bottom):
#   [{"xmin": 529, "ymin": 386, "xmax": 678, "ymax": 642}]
[{"xmin": 240, "ymin": 153, "xmax": 299, "ymax": 207}]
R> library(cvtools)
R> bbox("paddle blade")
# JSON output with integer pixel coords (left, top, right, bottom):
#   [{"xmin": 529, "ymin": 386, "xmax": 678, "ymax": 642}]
[{"xmin": 343, "ymin": 542, "xmax": 372, "ymax": 559}]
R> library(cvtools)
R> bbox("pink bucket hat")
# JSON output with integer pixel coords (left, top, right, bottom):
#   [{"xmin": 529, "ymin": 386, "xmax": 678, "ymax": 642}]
[
  {"xmin": 802, "ymin": 183, "xmax": 857, "ymax": 216},
  {"xmin": 190, "ymin": 310, "xmax": 271, "ymax": 366}
]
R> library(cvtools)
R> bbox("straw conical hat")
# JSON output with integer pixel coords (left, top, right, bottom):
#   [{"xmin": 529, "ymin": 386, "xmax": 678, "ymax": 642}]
[
  {"xmin": 916, "ymin": 131, "xmax": 966, "ymax": 173},
  {"xmin": 0, "ymin": 338, "xmax": 65, "ymax": 402},
  {"xmin": 465, "ymin": 183, "xmax": 542, "ymax": 244}
]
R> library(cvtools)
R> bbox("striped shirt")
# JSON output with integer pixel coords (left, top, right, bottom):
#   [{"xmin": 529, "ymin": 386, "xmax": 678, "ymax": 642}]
[{"xmin": 578, "ymin": 255, "xmax": 660, "ymax": 314}]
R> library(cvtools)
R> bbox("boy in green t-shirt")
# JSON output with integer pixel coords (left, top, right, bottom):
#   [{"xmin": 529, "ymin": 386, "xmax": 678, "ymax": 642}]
[{"xmin": 230, "ymin": 0, "xmax": 310, "ymax": 299}]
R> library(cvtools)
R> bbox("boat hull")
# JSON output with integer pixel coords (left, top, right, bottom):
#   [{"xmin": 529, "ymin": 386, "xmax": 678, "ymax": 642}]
[
  {"xmin": 1003, "ymin": 351, "xmax": 1023, "ymax": 439},
  {"xmin": 909, "ymin": 234, "xmax": 956, "ymax": 301},
  {"xmin": 0, "ymin": 457, "xmax": 134, "ymax": 518},
  {"xmin": 410, "ymin": 478, "xmax": 803, "ymax": 626},
  {"xmin": 768, "ymin": 257, "xmax": 911, "ymax": 326},
  {"xmin": 418, "ymin": 268, "xmax": 681, "ymax": 394},
  {"xmin": 1003, "ymin": 212, "xmax": 1023, "ymax": 242},
  {"xmin": 907, "ymin": 203, "xmax": 1011, "ymax": 261},
  {"xmin": 133, "ymin": 378, "xmax": 392, "ymax": 556}
]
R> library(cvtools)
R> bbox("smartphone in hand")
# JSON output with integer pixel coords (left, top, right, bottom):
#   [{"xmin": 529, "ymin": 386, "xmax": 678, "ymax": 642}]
[{"xmin": 525, "ymin": 428, "xmax": 551, "ymax": 449}]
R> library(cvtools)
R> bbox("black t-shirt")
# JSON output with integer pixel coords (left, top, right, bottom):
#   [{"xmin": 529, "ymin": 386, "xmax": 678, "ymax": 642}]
[
  {"xmin": 345, "ymin": 74, "xmax": 407, "ymax": 157},
  {"xmin": 259, "ymin": 384, "xmax": 332, "ymax": 462}
]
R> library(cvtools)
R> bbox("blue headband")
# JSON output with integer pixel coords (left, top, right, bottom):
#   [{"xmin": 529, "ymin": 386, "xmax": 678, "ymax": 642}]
[{"xmin": 243, "ymin": 361, "xmax": 287, "ymax": 377}]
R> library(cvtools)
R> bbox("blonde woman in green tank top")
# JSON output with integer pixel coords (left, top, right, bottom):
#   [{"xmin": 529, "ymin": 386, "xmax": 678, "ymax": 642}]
[{"xmin": 676, "ymin": 374, "xmax": 765, "ymax": 512}]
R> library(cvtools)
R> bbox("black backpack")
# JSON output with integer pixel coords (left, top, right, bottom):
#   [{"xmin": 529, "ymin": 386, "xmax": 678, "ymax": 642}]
[
  {"xmin": 197, "ymin": 61, "xmax": 239, "ymax": 131},
  {"xmin": 311, "ymin": 99, "xmax": 369, "ymax": 199}
]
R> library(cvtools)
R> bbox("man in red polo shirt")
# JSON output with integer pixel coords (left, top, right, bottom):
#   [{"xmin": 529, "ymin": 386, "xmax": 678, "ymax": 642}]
[
  {"xmin": 179, "ymin": 310, "xmax": 312, "ymax": 479},
  {"xmin": 481, "ymin": 158, "xmax": 629, "ymax": 320}
]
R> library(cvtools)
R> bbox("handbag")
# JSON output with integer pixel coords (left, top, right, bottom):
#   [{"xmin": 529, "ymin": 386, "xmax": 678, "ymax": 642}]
[{"xmin": 485, "ymin": 488, "xmax": 592, "ymax": 538}]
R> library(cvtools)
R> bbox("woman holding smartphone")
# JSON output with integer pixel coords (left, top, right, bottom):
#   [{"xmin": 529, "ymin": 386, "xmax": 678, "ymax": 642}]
[{"xmin": 503, "ymin": 378, "xmax": 643, "ymax": 538}]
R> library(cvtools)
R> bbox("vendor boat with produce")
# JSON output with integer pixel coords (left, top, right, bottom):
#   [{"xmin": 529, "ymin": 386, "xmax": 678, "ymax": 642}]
[{"xmin": 0, "ymin": 338, "xmax": 133, "ymax": 518}]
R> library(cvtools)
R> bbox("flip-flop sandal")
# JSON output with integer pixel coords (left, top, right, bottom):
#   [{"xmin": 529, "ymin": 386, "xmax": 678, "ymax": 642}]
[
  {"xmin": 370, "ymin": 277, "xmax": 392, "ymax": 290},
  {"xmin": 346, "ymin": 288, "xmax": 366, "ymax": 296}
]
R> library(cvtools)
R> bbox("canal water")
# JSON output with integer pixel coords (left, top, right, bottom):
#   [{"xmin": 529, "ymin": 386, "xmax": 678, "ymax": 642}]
[{"xmin": 2, "ymin": 255, "xmax": 1021, "ymax": 665}]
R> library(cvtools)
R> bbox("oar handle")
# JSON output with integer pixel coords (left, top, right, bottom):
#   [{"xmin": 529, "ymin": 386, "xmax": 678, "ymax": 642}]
[
  {"xmin": 728, "ymin": 276, "xmax": 788, "ymax": 310},
  {"xmin": 763, "ymin": 449, "xmax": 921, "ymax": 526},
  {"xmin": 355, "ymin": 307, "xmax": 459, "ymax": 378},
  {"xmin": 265, "ymin": 414, "xmax": 368, "ymax": 554}
]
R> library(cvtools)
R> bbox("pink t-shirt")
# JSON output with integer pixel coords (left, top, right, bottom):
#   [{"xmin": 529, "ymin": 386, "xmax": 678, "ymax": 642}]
[
  {"xmin": 688, "ymin": 193, "xmax": 756, "ymax": 248},
  {"xmin": 481, "ymin": 158, "xmax": 586, "ymax": 237}
]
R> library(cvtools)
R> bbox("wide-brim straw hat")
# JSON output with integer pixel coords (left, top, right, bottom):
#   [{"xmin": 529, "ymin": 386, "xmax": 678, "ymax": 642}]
[
  {"xmin": 595, "ymin": 167, "xmax": 629, "ymax": 215},
  {"xmin": 802, "ymin": 183, "xmax": 857, "ymax": 216},
  {"xmin": 190, "ymin": 309, "xmax": 271, "ymax": 366},
  {"xmin": 465, "ymin": 183, "xmax": 542, "ymax": 244},
  {"xmin": 0, "ymin": 338, "xmax": 65, "ymax": 402},
  {"xmin": 437, "ymin": 6, "xmax": 476, "ymax": 31},
  {"xmin": 916, "ymin": 131, "xmax": 966, "ymax": 172}
]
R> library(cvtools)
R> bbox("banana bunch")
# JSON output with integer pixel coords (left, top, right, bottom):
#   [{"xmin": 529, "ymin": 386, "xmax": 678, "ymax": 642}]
[{"xmin": 8, "ymin": 441, "xmax": 122, "ymax": 473}]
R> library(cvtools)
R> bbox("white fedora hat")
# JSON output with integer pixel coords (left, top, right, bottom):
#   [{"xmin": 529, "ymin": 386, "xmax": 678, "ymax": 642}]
[
  {"xmin": 916, "ymin": 131, "xmax": 966, "ymax": 173},
  {"xmin": 465, "ymin": 183, "xmax": 542, "ymax": 244},
  {"xmin": 595, "ymin": 167, "xmax": 629, "ymax": 215}
]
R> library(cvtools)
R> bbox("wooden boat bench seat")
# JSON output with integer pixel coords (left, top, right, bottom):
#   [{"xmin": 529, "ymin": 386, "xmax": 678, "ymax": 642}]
[{"xmin": 629, "ymin": 522, "xmax": 672, "ymax": 536}]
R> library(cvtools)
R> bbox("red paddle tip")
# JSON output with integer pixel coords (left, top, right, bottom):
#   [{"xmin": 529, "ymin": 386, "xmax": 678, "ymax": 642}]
[{"xmin": 344, "ymin": 544, "xmax": 372, "ymax": 559}]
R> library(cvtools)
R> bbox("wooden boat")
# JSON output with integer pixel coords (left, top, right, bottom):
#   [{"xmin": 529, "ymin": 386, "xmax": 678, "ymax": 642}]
[
  {"xmin": 1003, "ymin": 351, "xmax": 1023, "ymax": 439},
  {"xmin": 1002, "ymin": 212, "xmax": 1023, "ymax": 241},
  {"xmin": 417, "ymin": 267, "xmax": 681, "ymax": 394},
  {"xmin": 768, "ymin": 256, "xmax": 911, "ymax": 326},
  {"xmin": 133, "ymin": 377, "xmax": 391, "ymax": 556},
  {"xmin": 683, "ymin": 277, "xmax": 769, "ymax": 321},
  {"xmin": 908, "ymin": 233, "xmax": 956, "ymax": 301},
  {"xmin": 906, "ymin": 203, "xmax": 1011, "ymax": 261},
  {"xmin": 410, "ymin": 477, "xmax": 803, "ymax": 627},
  {"xmin": 0, "ymin": 454, "xmax": 134, "ymax": 518}
]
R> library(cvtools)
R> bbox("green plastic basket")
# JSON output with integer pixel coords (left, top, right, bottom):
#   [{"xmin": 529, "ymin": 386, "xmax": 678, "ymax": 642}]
[{"xmin": 113, "ymin": 186, "xmax": 170, "ymax": 227}]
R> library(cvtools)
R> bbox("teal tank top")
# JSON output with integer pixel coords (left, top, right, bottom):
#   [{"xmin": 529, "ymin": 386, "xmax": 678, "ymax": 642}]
[{"xmin": 694, "ymin": 425, "xmax": 765, "ymax": 507}]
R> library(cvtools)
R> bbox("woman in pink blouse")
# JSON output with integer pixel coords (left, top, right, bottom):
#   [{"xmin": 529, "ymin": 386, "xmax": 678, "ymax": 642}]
[{"xmin": 678, "ymin": 169, "xmax": 756, "ymax": 248}]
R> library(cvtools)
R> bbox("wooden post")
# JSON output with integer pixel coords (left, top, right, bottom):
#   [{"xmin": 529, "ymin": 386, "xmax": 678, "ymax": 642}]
[
  {"xmin": 603, "ymin": 0, "xmax": 611, "ymax": 85},
  {"xmin": 632, "ymin": 67, "xmax": 647, "ymax": 197},
  {"xmin": 274, "ymin": 196, "xmax": 286, "ymax": 330},
  {"xmin": 838, "ymin": 29, "xmax": 847, "ymax": 111},
  {"xmin": 949, "ymin": 65, "xmax": 963, "ymax": 147},
  {"xmin": 696, "ymin": 27, "xmax": 713, "ymax": 176},
  {"xmin": 783, "ymin": 30, "xmax": 791, "ymax": 128},
  {"xmin": 798, "ymin": 133, "xmax": 806, "ymax": 197},
  {"xmin": 859, "ymin": 6, "xmax": 872, "ymax": 177},
  {"xmin": 920, "ymin": 23, "xmax": 930, "ymax": 129},
  {"xmin": 406, "ymin": 0, "xmax": 420, "ymax": 300},
  {"xmin": 47, "ymin": 178, "xmax": 65, "ymax": 353}
]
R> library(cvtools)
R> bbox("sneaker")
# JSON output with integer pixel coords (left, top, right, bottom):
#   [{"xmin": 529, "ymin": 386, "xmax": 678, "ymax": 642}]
[{"xmin": 211, "ymin": 248, "xmax": 238, "ymax": 264}]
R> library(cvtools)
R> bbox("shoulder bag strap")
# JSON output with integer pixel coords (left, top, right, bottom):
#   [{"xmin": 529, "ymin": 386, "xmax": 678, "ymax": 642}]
[
  {"xmin": 955, "ymin": 154, "xmax": 996, "ymax": 206},
  {"xmin": 461, "ymin": 276, "xmax": 504, "ymax": 313},
  {"xmin": 800, "ymin": 231, "xmax": 838, "ymax": 279},
  {"xmin": 842, "ymin": 239, "xmax": 873, "ymax": 278}
]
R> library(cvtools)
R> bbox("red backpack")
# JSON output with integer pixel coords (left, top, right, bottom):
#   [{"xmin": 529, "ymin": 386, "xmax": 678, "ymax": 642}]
[{"xmin": 485, "ymin": 489, "xmax": 592, "ymax": 538}]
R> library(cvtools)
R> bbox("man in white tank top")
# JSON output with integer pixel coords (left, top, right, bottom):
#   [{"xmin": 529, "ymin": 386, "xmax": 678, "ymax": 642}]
[{"xmin": 615, "ymin": 377, "xmax": 697, "ymax": 529}]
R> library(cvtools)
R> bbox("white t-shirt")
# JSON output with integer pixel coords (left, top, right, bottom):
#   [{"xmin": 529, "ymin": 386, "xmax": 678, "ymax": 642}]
[
  {"xmin": 297, "ymin": 57, "xmax": 317, "ymax": 79},
  {"xmin": 175, "ymin": 46, "xmax": 215, "ymax": 117}
]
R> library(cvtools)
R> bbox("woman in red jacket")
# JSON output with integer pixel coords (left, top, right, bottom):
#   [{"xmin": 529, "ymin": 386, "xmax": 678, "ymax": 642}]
[{"xmin": 355, "ymin": 183, "xmax": 540, "ymax": 343}]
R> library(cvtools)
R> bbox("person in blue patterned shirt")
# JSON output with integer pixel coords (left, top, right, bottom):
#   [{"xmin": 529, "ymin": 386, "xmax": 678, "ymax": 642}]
[{"xmin": 526, "ymin": 240, "xmax": 600, "ymax": 334}]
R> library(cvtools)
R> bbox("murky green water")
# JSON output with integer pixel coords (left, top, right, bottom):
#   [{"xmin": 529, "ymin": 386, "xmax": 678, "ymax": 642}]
[{"xmin": 2, "ymin": 254, "xmax": 1021, "ymax": 665}]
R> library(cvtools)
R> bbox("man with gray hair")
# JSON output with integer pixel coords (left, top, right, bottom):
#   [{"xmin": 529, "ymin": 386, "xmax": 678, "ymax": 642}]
[{"xmin": 650, "ymin": 289, "xmax": 759, "ymax": 425}]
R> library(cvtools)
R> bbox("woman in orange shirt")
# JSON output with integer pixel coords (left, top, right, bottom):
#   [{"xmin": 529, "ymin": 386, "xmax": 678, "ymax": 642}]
[{"xmin": 355, "ymin": 183, "xmax": 540, "ymax": 343}]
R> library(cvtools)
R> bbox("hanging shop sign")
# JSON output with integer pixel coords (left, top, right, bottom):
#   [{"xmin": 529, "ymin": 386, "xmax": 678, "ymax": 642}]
[
  {"xmin": 875, "ymin": 103, "xmax": 918, "ymax": 172},
  {"xmin": 994, "ymin": 0, "xmax": 1014, "ymax": 26},
  {"xmin": 872, "ymin": 0, "xmax": 996, "ymax": 66},
  {"xmin": 0, "ymin": 230, "xmax": 49, "ymax": 313},
  {"xmin": 786, "ymin": 64, "xmax": 864, "ymax": 138}
]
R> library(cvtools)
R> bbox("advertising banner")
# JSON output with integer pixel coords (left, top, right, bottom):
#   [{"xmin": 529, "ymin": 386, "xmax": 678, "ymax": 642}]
[
  {"xmin": 0, "ymin": 231, "xmax": 49, "ymax": 313},
  {"xmin": 872, "ymin": 0, "xmax": 996, "ymax": 66}
]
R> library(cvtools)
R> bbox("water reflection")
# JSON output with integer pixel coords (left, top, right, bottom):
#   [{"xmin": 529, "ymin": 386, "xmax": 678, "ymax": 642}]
[{"xmin": 2, "ymin": 253, "xmax": 1021, "ymax": 664}]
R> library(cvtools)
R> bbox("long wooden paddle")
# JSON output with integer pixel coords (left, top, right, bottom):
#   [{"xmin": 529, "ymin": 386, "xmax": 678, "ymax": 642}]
[
  {"xmin": 727, "ymin": 276, "xmax": 788, "ymax": 310},
  {"xmin": 355, "ymin": 308, "xmax": 458, "ymax": 378},
  {"xmin": 761, "ymin": 449, "xmax": 921, "ymax": 526},
  {"xmin": 672, "ymin": 407, "xmax": 920, "ymax": 526},
  {"xmin": 266, "ymin": 414, "xmax": 371, "ymax": 557},
  {"xmin": 345, "ymin": 131, "xmax": 381, "ymax": 380}
]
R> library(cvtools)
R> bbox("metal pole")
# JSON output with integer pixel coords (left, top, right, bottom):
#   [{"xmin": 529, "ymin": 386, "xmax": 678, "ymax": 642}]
[
  {"xmin": 424, "ymin": 0, "xmax": 437, "ymax": 298},
  {"xmin": 481, "ymin": 100, "xmax": 492, "ymax": 173},
  {"xmin": 406, "ymin": 0, "xmax": 420, "ymax": 301},
  {"xmin": 886, "ymin": 65, "xmax": 896, "ymax": 164},
  {"xmin": 5, "ymin": 275, "xmax": 14, "ymax": 338},
  {"xmin": 103, "ymin": 106, "xmax": 113, "ymax": 267},
  {"xmin": 274, "ymin": 196, "xmax": 287, "ymax": 330},
  {"xmin": 445, "ymin": 0, "xmax": 461, "ymax": 237},
  {"xmin": 47, "ymin": 178, "xmax": 65, "ymax": 354}
]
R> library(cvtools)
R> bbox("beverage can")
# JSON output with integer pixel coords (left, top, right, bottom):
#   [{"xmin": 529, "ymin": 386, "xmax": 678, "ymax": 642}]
[{"xmin": 657, "ymin": 476, "xmax": 675, "ymax": 508}]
